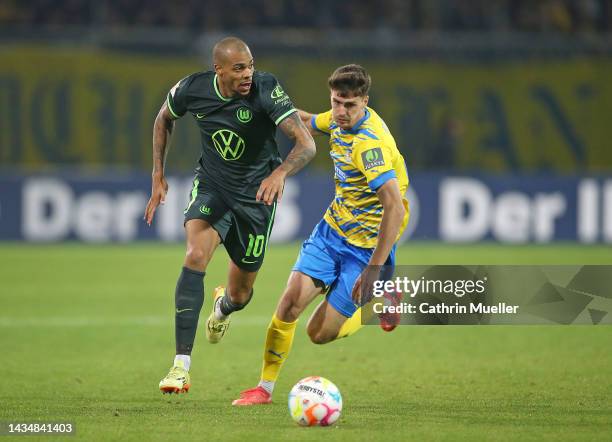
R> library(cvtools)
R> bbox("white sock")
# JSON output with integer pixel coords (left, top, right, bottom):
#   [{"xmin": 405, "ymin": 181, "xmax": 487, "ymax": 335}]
[
  {"xmin": 258, "ymin": 380, "xmax": 275, "ymax": 395},
  {"xmin": 174, "ymin": 354, "xmax": 191, "ymax": 371},
  {"xmin": 214, "ymin": 295, "xmax": 228, "ymax": 321}
]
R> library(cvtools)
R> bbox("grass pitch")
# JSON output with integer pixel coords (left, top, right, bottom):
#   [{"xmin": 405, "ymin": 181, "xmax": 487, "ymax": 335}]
[{"xmin": 0, "ymin": 243, "xmax": 611, "ymax": 441}]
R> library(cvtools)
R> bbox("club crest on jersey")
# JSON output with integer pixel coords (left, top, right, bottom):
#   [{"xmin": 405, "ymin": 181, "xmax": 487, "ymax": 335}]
[
  {"xmin": 236, "ymin": 107, "xmax": 252, "ymax": 123},
  {"xmin": 211, "ymin": 129, "xmax": 245, "ymax": 161},
  {"xmin": 362, "ymin": 147, "xmax": 384, "ymax": 170}
]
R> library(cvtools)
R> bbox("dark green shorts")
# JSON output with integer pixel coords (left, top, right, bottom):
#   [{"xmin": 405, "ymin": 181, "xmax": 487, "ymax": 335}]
[{"xmin": 183, "ymin": 177, "xmax": 277, "ymax": 272}]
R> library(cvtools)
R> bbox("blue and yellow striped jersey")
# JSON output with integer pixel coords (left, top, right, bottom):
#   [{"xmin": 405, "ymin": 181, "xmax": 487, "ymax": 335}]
[{"xmin": 311, "ymin": 107, "xmax": 410, "ymax": 249}]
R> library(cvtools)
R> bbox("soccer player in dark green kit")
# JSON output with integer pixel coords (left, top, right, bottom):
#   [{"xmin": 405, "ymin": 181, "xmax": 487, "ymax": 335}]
[{"xmin": 143, "ymin": 37, "xmax": 316, "ymax": 394}]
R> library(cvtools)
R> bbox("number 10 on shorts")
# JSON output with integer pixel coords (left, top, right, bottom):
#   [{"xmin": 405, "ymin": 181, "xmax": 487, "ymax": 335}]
[{"xmin": 245, "ymin": 234, "xmax": 265, "ymax": 258}]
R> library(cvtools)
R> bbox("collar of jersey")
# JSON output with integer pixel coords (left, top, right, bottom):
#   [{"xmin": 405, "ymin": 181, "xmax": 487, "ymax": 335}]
[
  {"xmin": 339, "ymin": 108, "xmax": 370, "ymax": 135},
  {"xmin": 213, "ymin": 74, "xmax": 233, "ymax": 102}
]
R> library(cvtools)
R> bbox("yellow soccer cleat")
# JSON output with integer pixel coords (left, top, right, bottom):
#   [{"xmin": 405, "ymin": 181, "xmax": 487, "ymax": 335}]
[
  {"xmin": 205, "ymin": 286, "xmax": 231, "ymax": 344},
  {"xmin": 159, "ymin": 362, "xmax": 191, "ymax": 394}
]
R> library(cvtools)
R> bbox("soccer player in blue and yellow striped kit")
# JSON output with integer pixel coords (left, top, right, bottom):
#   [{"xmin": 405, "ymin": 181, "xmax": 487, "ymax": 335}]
[{"xmin": 232, "ymin": 64, "xmax": 410, "ymax": 405}]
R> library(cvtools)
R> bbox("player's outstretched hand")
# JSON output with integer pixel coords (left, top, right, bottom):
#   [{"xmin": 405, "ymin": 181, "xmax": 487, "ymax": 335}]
[
  {"xmin": 257, "ymin": 168, "xmax": 286, "ymax": 205},
  {"xmin": 144, "ymin": 174, "xmax": 168, "ymax": 226}
]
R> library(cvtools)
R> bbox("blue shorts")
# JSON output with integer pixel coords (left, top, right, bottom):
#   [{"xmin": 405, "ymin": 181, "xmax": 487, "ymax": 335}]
[{"xmin": 293, "ymin": 220, "xmax": 396, "ymax": 318}]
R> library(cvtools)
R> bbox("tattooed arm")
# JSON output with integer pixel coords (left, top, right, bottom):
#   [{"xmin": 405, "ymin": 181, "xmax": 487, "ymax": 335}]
[
  {"xmin": 144, "ymin": 101, "xmax": 175, "ymax": 225},
  {"xmin": 276, "ymin": 112, "xmax": 317, "ymax": 176},
  {"xmin": 256, "ymin": 112, "xmax": 316, "ymax": 205},
  {"xmin": 297, "ymin": 109, "xmax": 323, "ymax": 137}
]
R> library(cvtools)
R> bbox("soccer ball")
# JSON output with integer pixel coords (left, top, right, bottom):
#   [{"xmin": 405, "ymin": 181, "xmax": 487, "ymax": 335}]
[{"xmin": 288, "ymin": 376, "xmax": 342, "ymax": 426}]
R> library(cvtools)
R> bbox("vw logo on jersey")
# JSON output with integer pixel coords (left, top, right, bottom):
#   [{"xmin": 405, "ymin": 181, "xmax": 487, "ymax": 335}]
[
  {"xmin": 211, "ymin": 129, "xmax": 246, "ymax": 161},
  {"xmin": 236, "ymin": 107, "xmax": 252, "ymax": 123}
]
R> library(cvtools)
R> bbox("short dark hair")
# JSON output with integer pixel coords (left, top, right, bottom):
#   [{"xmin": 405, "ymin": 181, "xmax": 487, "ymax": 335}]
[{"xmin": 328, "ymin": 64, "xmax": 371, "ymax": 97}]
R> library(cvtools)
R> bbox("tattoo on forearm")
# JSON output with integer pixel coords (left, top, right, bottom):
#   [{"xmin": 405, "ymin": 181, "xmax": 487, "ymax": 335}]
[
  {"xmin": 279, "ymin": 113, "xmax": 316, "ymax": 176},
  {"xmin": 152, "ymin": 116, "xmax": 174, "ymax": 174}
]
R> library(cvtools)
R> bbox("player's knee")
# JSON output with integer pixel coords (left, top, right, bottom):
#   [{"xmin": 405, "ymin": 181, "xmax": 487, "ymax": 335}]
[
  {"xmin": 306, "ymin": 321, "xmax": 333, "ymax": 345},
  {"xmin": 307, "ymin": 328, "xmax": 333, "ymax": 345},
  {"xmin": 184, "ymin": 247, "xmax": 206, "ymax": 268}
]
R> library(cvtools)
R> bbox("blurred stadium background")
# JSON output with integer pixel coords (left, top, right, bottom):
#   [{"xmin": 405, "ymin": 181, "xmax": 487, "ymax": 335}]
[{"xmin": 1, "ymin": 0, "xmax": 611, "ymax": 244}]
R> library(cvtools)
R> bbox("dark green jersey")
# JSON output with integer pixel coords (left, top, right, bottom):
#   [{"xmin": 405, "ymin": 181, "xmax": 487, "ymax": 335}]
[{"xmin": 166, "ymin": 71, "xmax": 296, "ymax": 201}]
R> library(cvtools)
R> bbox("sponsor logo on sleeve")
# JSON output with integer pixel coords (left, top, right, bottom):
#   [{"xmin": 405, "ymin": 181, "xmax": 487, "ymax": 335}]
[
  {"xmin": 271, "ymin": 84, "xmax": 285, "ymax": 99},
  {"xmin": 271, "ymin": 84, "xmax": 291, "ymax": 105},
  {"xmin": 362, "ymin": 148, "xmax": 385, "ymax": 170}
]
